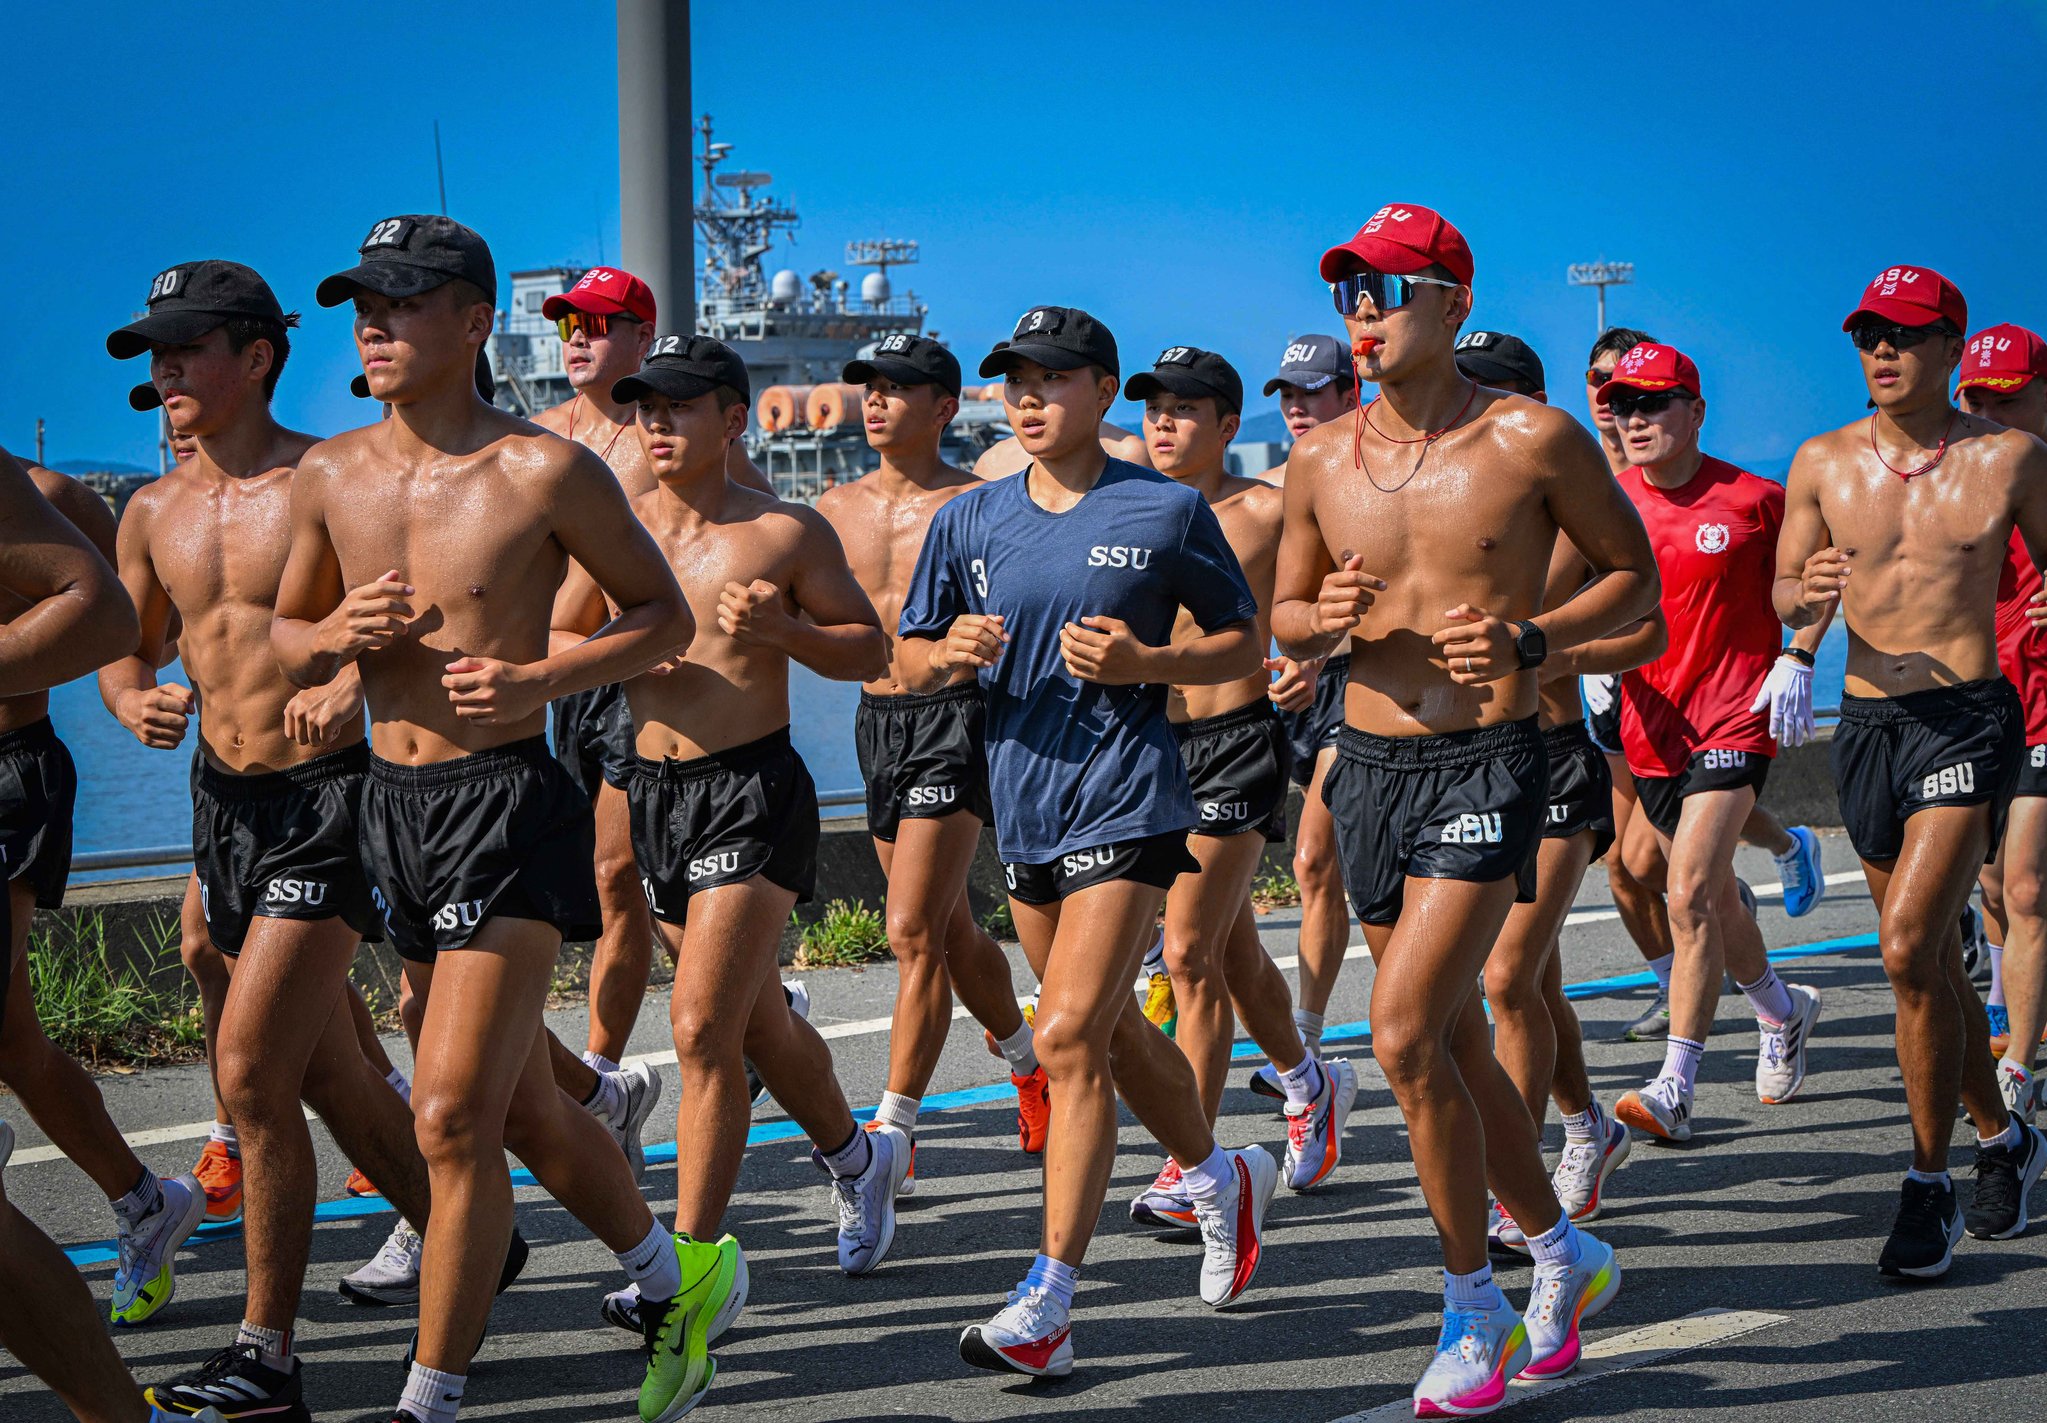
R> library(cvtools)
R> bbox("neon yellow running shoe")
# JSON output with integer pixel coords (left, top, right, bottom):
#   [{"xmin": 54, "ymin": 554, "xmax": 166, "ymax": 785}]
[
  {"xmin": 111, "ymin": 1173, "xmax": 204, "ymax": 1327},
  {"xmin": 640, "ymin": 1232, "xmax": 739, "ymax": 1422},
  {"xmin": 1139, "ymin": 932, "xmax": 1177, "ymax": 1037}
]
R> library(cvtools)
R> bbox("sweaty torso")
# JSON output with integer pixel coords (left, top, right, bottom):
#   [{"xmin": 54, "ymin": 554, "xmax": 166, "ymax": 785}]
[
  {"xmin": 1169, "ymin": 474, "xmax": 1281, "ymax": 722},
  {"xmin": 316, "ymin": 421, "xmax": 572, "ymax": 762},
  {"xmin": 0, "ymin": 467, "xmax": 117, "ymax": 735},
  {"xmin": 139, "ymin": 441, "xmax": 367, "ymax": 772},
  {"xmin": 1803, "ymin": 417, "xmax": 2029, "ymax": 697},
  {"xmin": 1299, "ymin": 396, "xmax": 1558, "ymax": 736},
  {"xmin": 625, "ymin": 482, "xmax": 810, "ymax": 760},
  {"xmin": 535, "ymin": 395, "xmax": 655, "ymax": 499},
  {"xmin": 817, "ymin": 469, "xmax": 980, "ymax": 695}
]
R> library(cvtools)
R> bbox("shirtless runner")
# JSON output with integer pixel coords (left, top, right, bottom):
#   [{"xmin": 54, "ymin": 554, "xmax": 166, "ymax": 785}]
[
  {"xmin": 98, "ymin": 260, "xmax": 440, "ymax": 1420},
  {"xmin": 1445, "ymin": 333, "xmax": 1653, "ymax": 1252},
  {"xmin": 1116, "ymin": 344, "xmax": 1356, "ymax": 1221},
  {"xmin": 0, "ymin": 445, "xmax": 214, "ymax": 1423},
  {"xmin": 579, "ymin": 335, "xmax": 905, "ymax": 1386},
  {"xmin": 900, "ymin": 306, "xmax": 1276, "ymax": 1379},
  {"xmin": 1777, "ymin": 266, "xmax": 2047, "ymax": 1276},
  {"xmin": 1953, "ymin": 324, "xmax": 2047, "ymax": 1120},
  {"xmin": 1273, "ymin": 206, "xmax": 1654, "ymax": 1414},
  {"xmin": 816, "ymin": 333, "xmax": 1049, "ymax": 1186},
  {"xmin": 271, "ymin": 214, "xmax": 707, "ymax": 1423}
]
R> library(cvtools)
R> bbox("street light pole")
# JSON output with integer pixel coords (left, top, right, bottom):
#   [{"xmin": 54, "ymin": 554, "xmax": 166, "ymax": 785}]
[
  {"xmin": 1568, "ymin": 261, "xmax": 1635, "ymax": 335},
  {"xmin": 617, "ymin": 0, "xmax": 694, "ymax": 333}
]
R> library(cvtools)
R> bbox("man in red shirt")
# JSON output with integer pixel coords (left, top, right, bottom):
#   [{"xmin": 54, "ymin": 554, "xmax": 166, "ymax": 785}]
[
  {"xmin": 1606, "ymin": 344, "xmax": 1828, "ymax": 1145},
  {"xmin": 1956, "ymin": 324, "xmax": 2047, "ymax": 1122}
]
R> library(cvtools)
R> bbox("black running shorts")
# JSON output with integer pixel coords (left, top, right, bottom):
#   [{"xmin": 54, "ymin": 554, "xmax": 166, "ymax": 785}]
[
  {"xmin": 626, "ymin": 727, "xmax": 819, "ymax": 926},
  {"xmin": 0, "ymin": 718, "xmax": 73, "ymax": 912},
  {"xmin": 854, "ymin": 683, "xmax": 994, "ymax": 842},
  {"xmin": 1282, "ymin": 651, "xmax": 1349, "ymax": 787},
  {"xmin": 1633, "ymin": 748, "xmax": 1771, "ymax": 840},
  {"xmin": 2017, "ymin": 742, "xmax": 2047, "ymax": 800},
  {"xmin": 1002, "ymin": 830, "xmax": 1199, "ymax": 907},
  {"xmin": 359, "ymin": 736, "xmax": 600, "ymax": 962},
  {"xmin": 1833, "ymin": 678, "xmax": 2024, "ymax": 865},
  {"xmin": 1175, "ymin": 701, "xmax": 1292, "ymax": 842},
  {"xmin": 1323, "ymin": 718, "xmax": 1546, "ymax": 926},
  {"xmin": 1543, "ymin": 720, "xmax": 1615, "ymax": 861},
  {"xmin": 191, "ymin": 743, "xmax": 382, "ymax": 957},
  {"xmin": 551, "ymin": 682, "xmax": 635, "ymax": 797}
]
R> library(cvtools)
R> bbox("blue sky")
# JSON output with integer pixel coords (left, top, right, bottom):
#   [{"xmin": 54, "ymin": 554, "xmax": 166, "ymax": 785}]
[{"xmin": 10, "ymin": 1, "xmax": 2042, "ymax": 472}]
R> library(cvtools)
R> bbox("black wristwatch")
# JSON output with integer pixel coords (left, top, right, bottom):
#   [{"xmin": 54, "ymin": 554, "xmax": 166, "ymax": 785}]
[{"xmin": 1512, "ymin": 619, "xmax": 1548, "ymax": 670}]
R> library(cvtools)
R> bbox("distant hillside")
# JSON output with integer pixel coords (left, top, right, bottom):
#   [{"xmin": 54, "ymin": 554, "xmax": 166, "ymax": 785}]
[{"xmin": 47, "ymin": 458, "xmax": 152, "ymax": 476}]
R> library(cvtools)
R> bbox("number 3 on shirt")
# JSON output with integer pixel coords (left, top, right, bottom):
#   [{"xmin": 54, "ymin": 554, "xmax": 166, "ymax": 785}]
[{"xmin": 971, "ymin": 558, "xmax": 989, "ymax": 599}]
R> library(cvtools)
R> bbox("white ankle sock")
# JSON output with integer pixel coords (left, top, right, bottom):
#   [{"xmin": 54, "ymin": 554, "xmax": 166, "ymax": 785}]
[
  {"xmin": 1444, "ymin": 1263, "xmax": 1506, "ymax": 1310},
  {"xmin": 383, "ymin": 1067, "xmax": 412, "ymax": 1106},
  {"xmin": 1737, "ymin": 965, "xmax": 1796, "ymax": 1026},
  {"xmin": 580, "ymin": 1050, "xmax": 621, "ymax": 1077},
  {"xmin": 235, "ymin": 1320, "xmax": 291, "ymax": 1370},
  {"xmin": 615, "ymin": 1218, "xmax": 682, "ymax": 1302},
  {"xmin": 1021, "ymin": 1253, "xmax": 1078, "ymax": 1311},
  {"xmin": 1647, "ymin": 953, "xmax": 1675, "ymax": 994},
  {"xmin": 400, "ymin": 1361, "xmax": 465, "ymax": 1423},
  {"xmin": 1989, "ymin": 945, "xmax": 2007, "ymax": 1008},
  {"xmin": 1276, "ymin": 1055, "xmax": 1325, "ymax": 1108},
  {"xmin": 994, "ymin": 1019, "xmax": 1040, "ymax": 1074},
  {"xmin": 1980, "ymin": 1116, "xmax": 2023, "ymax": 1152},
  {"xmin": 583, "ymin": 1069, "xmax": 626, "ymax": 1122},
  {"xmin": 1293, "ymin": 1008, "xmax": 1325, "ymax": 1057},
  {"xmin": 1561, "ymin": 1098, "xmax": 1604, "ymax": 1144},
  {"xmin": 876, "ymin": 1091, "xmax": 920, "ymax": 1135},
  {"xmin": 209, "ymin": 1121, "xmax": 240, "ymax": 1155},
  {"xmin": 1526, "ymin": 1213, "xmax": 1582, "ymax": 1267},
  {"xmin": 820, "ymin": 1125, "xmax": 873, "ymax": 1179},
  {"xmin": 1179, "ymin": 1145, "xmax": 1231, "ymax": 1201},
  {"xmin": 113, "ymin": 1169, "xmax": 163, "ymax": 1226},
  {"xmin": 1659, "ymin": 1036, "xmax": 1704, "ymax": 1092},
  {"xmin": 1905, "ymin": 1166, "xmax": 1951, "ymax": 1189}
]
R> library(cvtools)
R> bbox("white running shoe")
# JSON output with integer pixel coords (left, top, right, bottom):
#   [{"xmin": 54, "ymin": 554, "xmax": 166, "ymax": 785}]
[
  {"xmin": 1999, "ymin": 1061, "xmax": 2039, "ymax": 1127},
  {"xmin": 1129, "ymin": 1158, "xmax": 1197, "ymax": 1227},
  {"xmin": 747, "ymin": 980, "xmax": 811, "ymax": 1106},
  {"xmin": 1521, "ymin": 1231, "xmax": 1621, "ymax": 1381},
  {"xmin": 603, "ymin": 1234, "xmax": 750, "ymax": 1343},
  {"xmin": 111, "ymin": 1173, "xmax": 204, "ymax": 1327},
  {"xmin": 1756, "ymin": 984, "xmax": 1822, "ymax": 1105},
  {"xmin": 1283, "ymin": 1057, "xmax": 1358, "ymax": 1191},
  {"xmin": 1193, "ymin": 1145, "xmax": 1277, "ymax": 1307},
  {"xmin": 1552, "ymin": 1117, "xmax": 1632, "ymax": 1222},
  {"xmin": 589, "ymin": 1060, "xmax": 663, "ymax": 1181},
  {"xmin": 827, "ymin": 1123, "xmax": 908, "ymax": 1275},
  {"xmin": 1412, "ymin": 1300, "xmax": 1529, "ymax": 1418},
  {"xmin": 338, "ymin": 1218, "xmax": 423, "ymax": 1306},
  {"xmin": 1614, "ymin": 1076, "xmax": 1694, "ymax": 1144},
  {"xmin": 959, "ymin": 1284, "xmax": 1073, "ymax": 1378},
  {"xmin": 1488, "ymin": 1198, "xmax": 1528, "ymax": 1256}
]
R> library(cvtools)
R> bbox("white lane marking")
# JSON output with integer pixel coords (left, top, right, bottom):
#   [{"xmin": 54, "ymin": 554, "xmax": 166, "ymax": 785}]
[
  {"xmin": 8, "ymin": 870, "xmax": 1871, "ymax": 1168},
  {"xmin": 1324, "ymin": 1308, "xmax": 1788, "ymax": 1422}
]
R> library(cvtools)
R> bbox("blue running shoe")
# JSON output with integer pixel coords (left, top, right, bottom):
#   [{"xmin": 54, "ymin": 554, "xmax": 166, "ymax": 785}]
[
  {"xmin": 1774, "ymin": 825, "xmax": 1824, "ymax": 918},
  {"xmin": 1989, "ymin": 1003, "xmax": 2012, "ymax": 1053}
]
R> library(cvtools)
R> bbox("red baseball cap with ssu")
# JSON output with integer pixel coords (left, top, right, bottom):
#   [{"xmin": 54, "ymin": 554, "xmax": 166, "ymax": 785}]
[
  {"xmin": 1956, "ymin": 323, "xmax": 2047, "ymax": 393},
  {"xmin": 1597, "ymin": 342, "xmax": 1701, "ymax": 402},
  {"xmin": 542, "ymin": 266, "xmax": 657, "ymax": 323},
  {"xmin": 1319, "ymin": 204, "xmax": 1474, "ymax": 286},
  {"xmin": 1842, "ymin": 265, "xmax": 1967, "ymax": 332}
]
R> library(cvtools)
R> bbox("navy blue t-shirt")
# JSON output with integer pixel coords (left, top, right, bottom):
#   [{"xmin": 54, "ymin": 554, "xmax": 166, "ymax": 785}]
[{"xmin": 899, "ymin": 458, "xmax": 1257, "ymax": 863}]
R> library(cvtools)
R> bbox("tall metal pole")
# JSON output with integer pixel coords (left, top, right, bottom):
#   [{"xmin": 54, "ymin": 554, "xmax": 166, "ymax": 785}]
[
  {"xmin": 1568, "ymin": 261, "xmax": 1634, "ymax": 336},
  {"xmin": 617, "ymin": 0, "xmax": 694, "ymax": 334}
]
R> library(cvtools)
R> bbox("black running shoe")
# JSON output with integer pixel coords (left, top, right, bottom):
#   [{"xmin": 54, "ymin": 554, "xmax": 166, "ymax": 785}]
[
  {"xmin": 148, "ymin": 1341, "xmax": 310, "ymax": 1422},
  {"xmin": 1966, "ymin": 1120, "xmax": 2047, "ymax": 1240},
  {"xmin": 1878, "ymin": 1176, "xmax": 1962, "ymax": 1280},
  {"xmin": 400, "ymin": 1228, "xmax": 528, "ymax": 1374}
]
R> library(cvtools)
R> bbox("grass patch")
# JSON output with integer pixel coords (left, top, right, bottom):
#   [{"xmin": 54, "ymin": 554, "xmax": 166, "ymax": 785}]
[
  {"xmin": 1251, "ymin": 866, "xmax": 1301, "ymax": 911},
  {"xmin": 981, "ymin": 901, "xmax": 1016, "ymax": 941},
  {"xmin": 795, "ymin": 899, "xmax": 891, "ymax": 969},
  {"xmin": 30, "ymin": 909, "xmax": 205, "ymax": 1068}
]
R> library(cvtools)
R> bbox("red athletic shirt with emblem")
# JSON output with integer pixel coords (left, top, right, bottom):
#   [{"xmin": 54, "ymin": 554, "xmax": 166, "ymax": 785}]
[
  {"xmin": 1996, "ymin": 531, "xmax": 2047, "ymax": 746},
  {"xmin": 1618, "ymin": 455, "xmax": 1783, "ymax": 777}
]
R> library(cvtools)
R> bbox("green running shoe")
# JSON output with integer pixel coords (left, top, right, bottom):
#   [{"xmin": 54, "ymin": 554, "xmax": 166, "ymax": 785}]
[{"xmin": 640, "ymin": 1233, "xmax": 739, "ymax": 1422}]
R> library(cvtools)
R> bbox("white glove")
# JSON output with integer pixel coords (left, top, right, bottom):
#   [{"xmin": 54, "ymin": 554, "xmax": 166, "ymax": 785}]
[
  {"xmin": 1581, "ymin": 673, "xmax": 1616, "ymax": 718},
  {"xmin": 1749, "ymin": 654, "xmax": 1815, "ymax": 748}
]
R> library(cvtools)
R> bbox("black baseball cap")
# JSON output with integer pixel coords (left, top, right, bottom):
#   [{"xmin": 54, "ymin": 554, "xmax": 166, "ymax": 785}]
[
  {"xmin": 107, "ymin": 260, "xmax": 290, "ymax": 360},
  {"xmin": 316, "ymin": 215, "xmax": 497, "ymax": 309},
  {"xmin": 1124, "ymin": 345, "xmax": 1244, "ymax": 413},
  {"xmin": 843, "ymin": 333, "xmax": 962, "ymax": 398},
  {"xmin": 1261, "ymin": 333, "xmax": 1351, "ymax": 397},
  {"xmin": 613, "ymin": 334, "xmax": 750, "ymax": 405},
  {"xmin": 979, "ymin": 306, "xmax": 1119, "ymax": 380},
  {"xmin": 1455, "ymin": 331, "xmax": 1546, "ymax": 394},
  {"xmin": 129, "ymin": 382, "xmax": 163, "ymax": 412},
  {"xmin": 351, "ymin": 348, "xmax": 494, "ymax": 401}
]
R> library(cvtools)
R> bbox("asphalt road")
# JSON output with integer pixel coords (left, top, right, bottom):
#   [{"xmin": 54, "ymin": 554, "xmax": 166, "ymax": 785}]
[{"xmin": 6, "ymin": 829, "xmax": 2046, "ymax": 1421}]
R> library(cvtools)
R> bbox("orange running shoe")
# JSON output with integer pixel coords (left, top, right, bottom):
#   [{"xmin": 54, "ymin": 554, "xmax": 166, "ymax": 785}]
[
  {"xmin": 1013, "ymin": 1066, "xmax": 1051, "ymax": 1155},
  {"xmin": 344, "ymin": 1167, "xmax": 382, "ymax": 1198},
  {"xmin": 193, "ymin": 1138, "xmax": 242, "ymax": 1224}
]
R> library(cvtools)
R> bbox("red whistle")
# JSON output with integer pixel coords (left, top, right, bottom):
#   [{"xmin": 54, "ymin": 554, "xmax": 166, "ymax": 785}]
[{"xmin": 1352, "ymin": 336, "xmax": 1381, "ymax": 357}]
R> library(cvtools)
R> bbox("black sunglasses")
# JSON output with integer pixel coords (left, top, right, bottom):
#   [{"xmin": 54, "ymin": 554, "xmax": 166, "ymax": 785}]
[
  {"xmin": 1606, "ymin": 389, "xmax": 1694, "ymax": 419},
  {"xmin": 1849, "ymin": 320, "xmax": 1951, "ymax": 354}
]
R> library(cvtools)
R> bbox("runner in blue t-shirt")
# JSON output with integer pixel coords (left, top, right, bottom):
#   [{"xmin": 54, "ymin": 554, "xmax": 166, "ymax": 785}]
[{"xmin": 898, "ymin": 306, "xmax": 1279, "ymax": 1378}]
